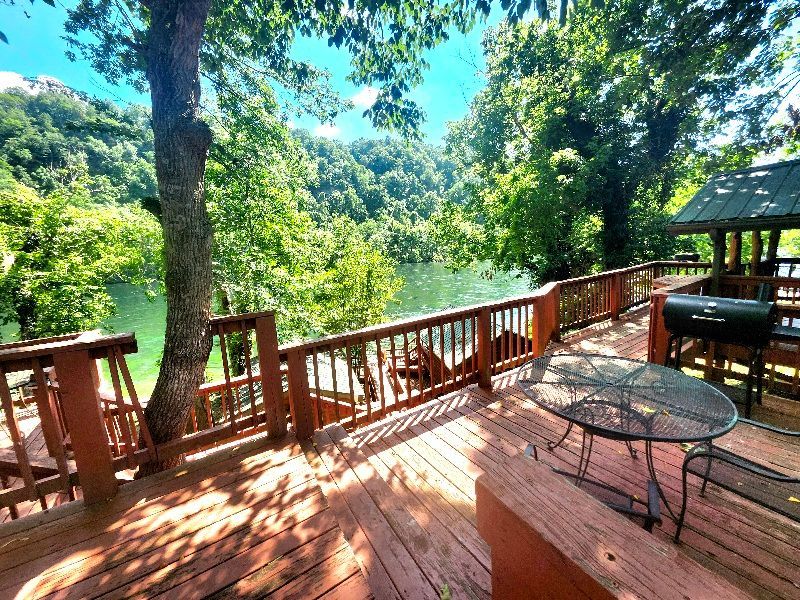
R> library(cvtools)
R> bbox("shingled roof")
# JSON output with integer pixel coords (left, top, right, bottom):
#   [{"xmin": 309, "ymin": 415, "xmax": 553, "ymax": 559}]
[{"xmin": 668, "ymin": 158, "xmax": 800, "ymax": 234}]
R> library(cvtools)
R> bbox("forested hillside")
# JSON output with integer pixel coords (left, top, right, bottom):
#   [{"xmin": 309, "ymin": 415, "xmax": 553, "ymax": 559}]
[
  {"xmin": 0, "ymin": 84, "xmax": 462, "ymax": 342},
  {"xmin": 294, "ymin": 131, "xmax": 462, "ymax": 263}
]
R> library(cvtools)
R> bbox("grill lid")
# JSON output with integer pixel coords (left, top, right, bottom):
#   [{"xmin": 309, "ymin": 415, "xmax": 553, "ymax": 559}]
[{"xmin": 662, "ymin": 294, "xmax": 777, "ymax": 347}]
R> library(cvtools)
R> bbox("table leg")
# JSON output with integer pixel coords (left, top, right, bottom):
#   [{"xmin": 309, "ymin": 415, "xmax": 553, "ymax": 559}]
[
  {"xmin": 575, "ymin": 429, "xmax": 594, "ymax": 487},
  {"xmin": 645, "ymin": 440, "xmax": 677, "ymax": 521},
  {"xmin": 548, "ymin": 422, "xmax": 574, "ymax": 451},
  {"xmin": 625, "ymin": 441, "xmax": 638, "ymax": 458}
]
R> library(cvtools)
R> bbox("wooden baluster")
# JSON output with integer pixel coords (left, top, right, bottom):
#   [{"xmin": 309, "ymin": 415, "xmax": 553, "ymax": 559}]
[
  {"xmin": 461, "ymin": 318, "xmax": 467, "ymax": 383},
  {"xmin": 436, "ymin": 320, "xmax": 444, "ymax": 392},
  {"xmin": 361, "ymin": 339, "xmax": 372, "ymax": 423},
  {"xmin": 416, "ymin": 326, "xmax": 425, "ymax": 404},
  {"xmin": 114, "ymin": 348, "xmax": 155, "ymax": 460},
  {"xmin": 330, "ymin": 346, "xmax": 341, "ymax": 423},
  {"xmin": 402, "ymin": 331, "xmax": 412, "ymax": 407},
  {"xmin": 31, "ymin": 359, "xmax": 72, "ymax": 496},
  {"xmin": 189, "ymin": 404, "xmax": 198, "ymax": 433},
  {"xmin": 375, "ymin": 337, "xmax": 386, "ymax": 419},
  {"xmin": 450, "ymin": 321, "xmax": 457, "ymax": 388},
  {"xmin": 216, "ymin": 325, "xmax": 237, "ymax": 434},
  {"xmin": 345, "ymin": 343, "xmax": 357, "ymax": 427},
  {"xmin": 387, "ymin": 334, "xmax": 400, "ymax": 409},
  {"xmin": 240, "ymin": 322, "xmax": 256, "ymax": 428},
  {"xmin": 106, "ymin": 348, "xmax": 135, "ymax": 467},
  {"xmin": 203, "ymin": 392, "xmax": 213, "ymax": 428},
  {"xmin": 312, "ymin": 346, "xmax": 323, "ymax": 428},
  {"xmin": 477, "ymin": 307, "xmax": 492, "ymax": 390},
  {"xmin": 0, "ymin": 365, "xmax": 39, "ymax": 502}
]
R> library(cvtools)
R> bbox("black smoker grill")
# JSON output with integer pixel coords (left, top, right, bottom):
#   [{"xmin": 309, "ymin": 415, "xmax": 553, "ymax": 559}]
[{"xmin": 662, "ymin": 294, "xmax": 777, "ymax": 417}]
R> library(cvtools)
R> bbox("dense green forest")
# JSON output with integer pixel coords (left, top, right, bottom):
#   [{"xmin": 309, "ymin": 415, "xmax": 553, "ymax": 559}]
[{"xmin": 0, "ymin": 84, "xmax": 464, "ymax": 341}]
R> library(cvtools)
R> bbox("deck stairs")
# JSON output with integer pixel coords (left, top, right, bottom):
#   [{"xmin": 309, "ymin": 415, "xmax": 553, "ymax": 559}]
[{"xmin": 303, "ymin": 423, "xmax": 491, "ymax": 600}]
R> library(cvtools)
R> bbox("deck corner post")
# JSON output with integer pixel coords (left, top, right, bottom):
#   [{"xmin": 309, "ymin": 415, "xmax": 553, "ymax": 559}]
[
  {"xmin": 477, "ymin": 306, "xmax": 492, "ymax": 390},
  {"xmin": 51, "ymin": 349, "xmax": 118, "ymax": 505},
  {"xmin": 647, "ymin": 291, "xmax": 669, "ymax": 365},
  {"xmin": 610, "ymin": 272, "xmax": 623, "ymax": 321},
  {"xmin": 255, "ymin": 313, "xmax": 288, "ymax": 439},
  {"xmin": 285, "ymin": 347, "xmax": 315, "ymax": 441}
]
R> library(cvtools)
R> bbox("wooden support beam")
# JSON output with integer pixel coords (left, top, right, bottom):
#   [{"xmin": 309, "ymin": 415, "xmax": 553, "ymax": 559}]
[
  {"xmin": 255, "ymin": 313, "xmax": 287, "ymax": 439},
  {"xmin": 286, "ymin": 347, "xmax": 314, "ymax": 441},
  {"xmin": 727, "ymin": 231, "xmax": 742, "ymax": 274},
  {"xmin": 709, "ymin": 228, "xmax": 726, "ymax": 296},
  {"xmin": 751, "ymin": 230, "xmax": 763, "ymax": 276},
  {"xmin": 52, "ymin": 349, "xmax": 118, "ymax": 504},
  {"xmin": 766, "ymin": 228, "xmax": 781, "ymax": 274}
]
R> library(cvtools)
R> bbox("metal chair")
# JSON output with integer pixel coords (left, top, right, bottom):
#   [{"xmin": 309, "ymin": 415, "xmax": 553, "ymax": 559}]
[
  {"xmin": 674, "ymin": 418, "xmax": 799, "ymax": 542},
  {"xmin": 525, "ymin": 444, "xmax": 661, "ymax": 532}
]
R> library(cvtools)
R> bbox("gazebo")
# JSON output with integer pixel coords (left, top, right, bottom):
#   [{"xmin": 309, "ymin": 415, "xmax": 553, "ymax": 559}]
[{"xmin": 668, "ymin": 158, "xmax": 800, "ymax": 292}]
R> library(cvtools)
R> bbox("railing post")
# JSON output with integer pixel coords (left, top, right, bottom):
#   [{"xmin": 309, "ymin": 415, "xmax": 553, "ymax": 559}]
[
  {"xmin": 52, "ymin": 349, "xmax": 118, "ymax": 505},
  {"xmin": 610, "ymin": 272, "xmax": 623, "ymax": 320},
  {"xmin": 647, "ymin": 292, "xmax": 670, "ymax": 365},
  {"xmin": 477, "ymin": 307, "xmax": 492, "ymax": 390},
  {"xmin": 553, "ymin": 283, "xmax": 562, "ymax": 341},
  {"xmin": 255, "ymin": 313, "xmax": 287, "ymax": 439},
  {"xmin": 285, "ymin": 347, "xmax": 315, "ymax": 441}
]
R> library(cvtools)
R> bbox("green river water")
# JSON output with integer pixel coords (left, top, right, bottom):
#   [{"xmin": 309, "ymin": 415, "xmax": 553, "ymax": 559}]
[{"xmin": 8, "ymin": 262, "xmax": 531, "ymax": 395}]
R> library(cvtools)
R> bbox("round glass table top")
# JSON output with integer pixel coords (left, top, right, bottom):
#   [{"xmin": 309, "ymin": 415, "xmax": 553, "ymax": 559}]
[{"xmin": 517, "ymin": 354, "xmax": 738, "ymax": 443}]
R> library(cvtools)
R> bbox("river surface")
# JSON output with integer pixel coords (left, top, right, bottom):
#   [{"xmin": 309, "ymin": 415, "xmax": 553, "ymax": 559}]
[{"xmin": 8, "ymin": 262, "xmax": 531, "ymax": 395}]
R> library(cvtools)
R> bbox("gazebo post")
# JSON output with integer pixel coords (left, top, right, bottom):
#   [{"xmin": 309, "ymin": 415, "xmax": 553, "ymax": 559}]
[
  {"xmin": 727, "ymin": 231, "xmax": 742, "ymax": 274},
  {"xmin": 710, "ymin": 228, "xmax": 726, "ymax": 296},
  {"xmin": 766, "ymin": 229, "xmax": 781, "ymax": 275},
  {"xmin": 751, "ymin": 231, "xmax": 763, "ymax": 276}
]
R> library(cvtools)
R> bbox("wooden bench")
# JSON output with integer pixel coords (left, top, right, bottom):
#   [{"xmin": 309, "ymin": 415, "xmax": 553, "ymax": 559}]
[{"xmin": 476, "ymin": 454, "xmax": 749, "ymax": 599}]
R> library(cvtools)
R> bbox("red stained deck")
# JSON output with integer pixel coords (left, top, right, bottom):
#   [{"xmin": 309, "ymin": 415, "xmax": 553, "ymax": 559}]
[
  {"xmin": 2, "ymin": 307, "xmax": 799, "ymax": 598},
  {"xmin": 0, "ymin": 433, "xmax": 369, "ymax": 599}
]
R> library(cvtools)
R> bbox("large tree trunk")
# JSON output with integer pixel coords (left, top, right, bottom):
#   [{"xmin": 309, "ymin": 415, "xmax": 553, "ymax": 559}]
[
  {"xmin": 139, "ymin": 0, "xmax": 214, "ymax": 475},
  {"xmin": 601, "ymin": 187, "xmax": 631, "ymax": 269}
]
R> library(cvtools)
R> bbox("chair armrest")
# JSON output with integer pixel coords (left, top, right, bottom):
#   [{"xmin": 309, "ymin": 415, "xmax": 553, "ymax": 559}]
[
  {"xmin": 738, "ymin": 418, "xmax": 800, "ymax": 437},
  {"xmin": 684, "ymin": 444, "xmax": 800, "ymax": 484}
]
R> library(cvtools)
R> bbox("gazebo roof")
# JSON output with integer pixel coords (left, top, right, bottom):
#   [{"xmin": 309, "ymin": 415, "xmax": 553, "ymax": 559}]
[{"xmin": 668, "ymin": 158, "xmax": 800, "ymax": 234}]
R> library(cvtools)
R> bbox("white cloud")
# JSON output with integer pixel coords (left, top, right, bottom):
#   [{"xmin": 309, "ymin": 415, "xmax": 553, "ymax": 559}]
[
  {"xmin": 0, "ymin": 72, "xmax": 67, "ymax": 95},
  {"xmin": 314, "ymin": 123, "xmax": 341, "ymax": 138},
  {"xmin": 350, "ymin": 86, "xmax": 379, "ymax": 108},
  {"xmin": 0, "ymin": 71, "xmax": 36, "ymax": 93}
]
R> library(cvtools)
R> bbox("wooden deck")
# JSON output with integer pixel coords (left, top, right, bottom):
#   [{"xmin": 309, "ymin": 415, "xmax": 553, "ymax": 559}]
[
  {"xmin": 309, "ymin": 307, "xmax": 800, "ymax": 599},
  {"xmin": 0, "ymin": 433, "xmax": 369, "ymax": 599},
  {"xmin": 1, "ymin": 306, "xmax": 798, "ymax": 598}
]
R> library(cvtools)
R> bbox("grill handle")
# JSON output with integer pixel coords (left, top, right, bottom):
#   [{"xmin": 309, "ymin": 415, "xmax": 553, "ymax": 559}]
[{"xmin": 690, "ymin": 315, "xmax": 726, "ymax": 323}]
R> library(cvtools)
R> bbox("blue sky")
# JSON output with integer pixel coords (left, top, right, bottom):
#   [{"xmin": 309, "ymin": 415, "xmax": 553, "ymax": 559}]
[{"xmin": 0, "ymin": 1, "xmax": 502, "ymax": 144}]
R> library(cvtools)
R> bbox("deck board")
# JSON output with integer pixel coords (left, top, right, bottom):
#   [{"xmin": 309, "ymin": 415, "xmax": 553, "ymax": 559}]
[
  {"xmin": 0, "ymin": 432, "xmax": 369, "ymax": 600},
  {"xmin": 345, "ymin": 308, "xmax": 800, "ymax": 599},
  {"xmin": 2, "ymin": 307, "xmax": 799, "ymax": 598}
]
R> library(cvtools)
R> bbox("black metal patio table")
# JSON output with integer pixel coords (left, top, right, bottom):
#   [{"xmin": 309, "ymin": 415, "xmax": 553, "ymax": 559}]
[{"xmin": 517, "ymin": 353, "xmax": 738, "ymax": 520}]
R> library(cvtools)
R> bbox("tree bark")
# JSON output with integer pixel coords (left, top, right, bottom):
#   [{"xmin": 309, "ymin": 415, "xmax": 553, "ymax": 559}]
[
  {"xmin": 139, "ymin": 0, "xmax": 214, "ymax": 475},
  {"xmin": 727, "ymin": 231, "xmax": 742, "ymax": 274}
]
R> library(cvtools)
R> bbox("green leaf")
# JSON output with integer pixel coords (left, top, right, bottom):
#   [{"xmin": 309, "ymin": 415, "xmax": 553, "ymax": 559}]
[
  {"xmin": 42, "ymin": 0, "xmax": 57, "ymax": 6},
  {"xmin": 0, "ymin": 31, "xmax": 7, "ymax": 45}
]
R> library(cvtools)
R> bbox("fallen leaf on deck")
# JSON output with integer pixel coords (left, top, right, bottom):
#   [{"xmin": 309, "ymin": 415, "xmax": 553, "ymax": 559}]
[
  {"xmin": 679, "ymin": 443, "xmax": 695, "ymax": 452},
  {"xmin": 789, "ymin": 496, "xmax": 800, "ymax": 503}
]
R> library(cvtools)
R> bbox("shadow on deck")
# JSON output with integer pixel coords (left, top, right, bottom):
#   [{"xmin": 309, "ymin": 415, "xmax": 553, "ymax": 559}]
[{"xmin": 1, "ymin": 307, "xmax": 798, "ymax": 598}]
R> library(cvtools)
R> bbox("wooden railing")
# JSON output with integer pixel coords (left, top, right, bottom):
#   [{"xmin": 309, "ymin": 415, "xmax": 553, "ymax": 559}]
[
  {"xmin": 0, "ymin": 312, "xmax": 286, "ymax": 520},
  {"xmin": 647, "ymin": 274, "xmax": 712, "ymax": 365},
  {"xmin": 0, "ymin": 260, "xmax": 722, "ymax": 519},
  {"xmin": 648, "ymin": 273, "xmax": 800, "ymax": 397}
]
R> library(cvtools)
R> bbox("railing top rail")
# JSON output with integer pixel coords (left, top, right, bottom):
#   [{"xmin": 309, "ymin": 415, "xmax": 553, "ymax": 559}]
[
  {"xmin": 0, "ymin": 332, "xmax": 137, "ymax": 370},
  {"xmin": 651, "ymin": 274, "xmax": 711, "ymax": 297},
  {"xmin": 209, "ymin": 310, "xmax": 275, "ymax": 325},
  {"xmin": 720, "ymin": 274, "xmax": 800, "ymax": 285},
  {"xmin": 279, "ymin": 282, "xmax": 559, "ymax": 354}
]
